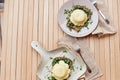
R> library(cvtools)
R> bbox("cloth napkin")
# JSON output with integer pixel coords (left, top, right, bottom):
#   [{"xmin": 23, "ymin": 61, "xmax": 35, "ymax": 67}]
[
  {"xmin": 91, "ymin": 0, "xmax": 116, "ymax": 37},
  {"xmin": 58, "ymin": 36, "xmax": 103, "ymax": 80}
]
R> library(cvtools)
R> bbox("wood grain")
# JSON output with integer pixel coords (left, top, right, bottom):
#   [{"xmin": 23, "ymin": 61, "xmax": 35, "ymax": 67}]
[
  {"xmin": 1, "ymin": 0, "xmax": 9, "ymax": 79},
  {"xmin": 5, "ymin": 0, "xmax": 14, "ymax": 80},
  {"xmin": 32, "ymin": 0, "xmax": 39, "ymax": 80},
  {"xmin": 10, "ymin": 0, "xmax": 19, "ymax": 79},
  {"xmin": 16, "ymin": 0, "xmax": 24, "ymax": 80},
  {"xmin": 26, "ymin": 0, "xmax": 34, "ymax": 80},
  {"xmin": 1, "ymin": 0, "xmax": 120, "ymax": 80},
  {"xmin": 21, "ymin": 0, "xmax": 29, "ymax": 80}
]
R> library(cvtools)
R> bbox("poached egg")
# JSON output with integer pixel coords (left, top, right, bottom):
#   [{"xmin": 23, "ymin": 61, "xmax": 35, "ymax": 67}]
[
  {"xmin": 52, "ymin": 61, "xmax": 71, "ymax": 80},
  {"xmin": 70, "ymin": 9, "xmax": 87, "ymax": 26}
]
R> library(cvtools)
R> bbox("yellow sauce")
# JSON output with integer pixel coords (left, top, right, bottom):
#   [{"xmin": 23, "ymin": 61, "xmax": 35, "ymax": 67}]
[
  {"xmin": 52, "ymin": 61, "xmax": 71, "ymax": 80},
  {"xmin": 70, "ymin": 9, "xmax": 87, "ymax": 26}
]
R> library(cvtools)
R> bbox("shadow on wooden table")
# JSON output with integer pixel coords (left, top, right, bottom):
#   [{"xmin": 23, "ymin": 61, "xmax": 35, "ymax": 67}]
[{"xmin": 0, "ymin": 0, "xmax": 3, "ymax": 79}]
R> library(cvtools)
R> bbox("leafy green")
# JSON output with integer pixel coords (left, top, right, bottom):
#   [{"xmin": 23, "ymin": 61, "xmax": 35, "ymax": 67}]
[
  {"xmin": 49, "ymin": 57, "xmax": 53, "ymax": 60},
  {"xmin": 63, "ymin": 50, "xmax": 67, "ymax": 53},
  {"xmin": 80, "ymin": 66, "xmax": 82, "ymax": 70},
  {"xmin": 64, "ymin": 9, "xmax": 71, "ymax": 14},
  {"xmin": 48, "ymin": 76, "xmax": 56, "ymax": 80},
  {"xmin": 52, "ymin": 57, "xmax": 73, "ymax": 69}
]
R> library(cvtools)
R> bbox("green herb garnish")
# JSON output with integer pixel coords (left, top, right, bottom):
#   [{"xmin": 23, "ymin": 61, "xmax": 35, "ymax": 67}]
[
  {"xmin": 52, "ymin": 57, "xmax": 73, "ymax": 69},
  {"xmin": 80, "ymin": 66, "xmax": 82, "ymax": 70},
  {"xmin": 73, "ymin": 59, "xmax": 76, "ymax": 63},
  {"xmin": 64, "ymin": 9, "xmax": 71, "ymax": 14},
  {"xmin": 49, "ymin": 57, "xmax": 73, "ymax": 80},
  {"xmin": 48, "ymin": 76, "xmax": 56, "ymax": 80},
  {"xmin": 63, "ymin": 50, "xmax": 67, "ymax": 53},
  {"xmin": 49, "ymin": 57, "xmax": 53, "ymax": 60},
  {"xmin": 89, "ymin": 20, "xmax": 93, "ymax": 24}
]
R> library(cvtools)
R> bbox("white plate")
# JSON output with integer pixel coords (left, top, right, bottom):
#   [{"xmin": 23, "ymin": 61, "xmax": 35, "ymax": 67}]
[
  {"xmin": 58, "ymin": 0, "xmax": 98, "ymax": 37},
  {"xmin": 31, "ymin": 41, "xmax": 87, "ymax": 80}
]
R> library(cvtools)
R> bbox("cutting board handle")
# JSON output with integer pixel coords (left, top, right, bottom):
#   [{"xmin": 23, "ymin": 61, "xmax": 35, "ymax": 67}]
[{"xmin": 31, "ymin": 41, "xmax": 47, "ymax": 56}]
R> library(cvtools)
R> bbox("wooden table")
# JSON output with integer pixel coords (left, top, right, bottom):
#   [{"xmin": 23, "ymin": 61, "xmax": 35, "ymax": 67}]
[{"xmin": 1, "ymin": 0, "xmax": 120, "ymax": 80}]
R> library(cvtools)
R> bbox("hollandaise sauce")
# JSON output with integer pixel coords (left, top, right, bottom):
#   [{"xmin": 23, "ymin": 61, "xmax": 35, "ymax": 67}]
[
  {"xmin": 48, "ymin": 57, "xmax": 73, "ymax": 80},
  {"xmin": 64, "ymin": 5, "xmax": 92, "ymax": 32}
]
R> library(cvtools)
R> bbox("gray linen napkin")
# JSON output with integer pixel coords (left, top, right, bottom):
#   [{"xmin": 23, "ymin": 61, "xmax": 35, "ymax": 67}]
[
  {"xmin": 58, "ymin": 36, "xmax": 103, "ymax": 80},
  {"xmin": 91, "ymin": 0, "xmax": 116, "ymax": 37}
]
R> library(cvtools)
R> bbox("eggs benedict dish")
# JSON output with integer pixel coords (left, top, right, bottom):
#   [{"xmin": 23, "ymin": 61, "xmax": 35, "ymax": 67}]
[
  {"xmin": 50, "ymin": 57, "xmax": 73, "ymax": 80},
  {"xmin": 52, "ymin": 61, "xmax": 70, "ymax": 80},
  {"xmin": 70, "ymin": 9, "xmax": 87, "ymax": 26},
  {"xmin": 64, "ymin": 5, "xmax": 92, "ymax": 32}
]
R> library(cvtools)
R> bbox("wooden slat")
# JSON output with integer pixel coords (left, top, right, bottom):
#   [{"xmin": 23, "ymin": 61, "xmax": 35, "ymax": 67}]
[
  {"xmin": 16, "ymin": 0, "xmax": 24, "ymax": 80},
  {"xmin": 32, "ymin": 0, "xmax": 39, "ymax": 80},
  {"xmin": 99, "ymin": 38, "xmax": 106, "ymax": 80},
  {"xmin": 0, "ymin": 14, "xmax": 1, "ymax": 64},
  {"xmin": 21, "ymin": 0, "xmax": 29, "ymax": 80},
  {"xmin": 108, "ymin": 0, "xmax": 116, "ymax": 80},
  {"xmin": 5, "ymin": 0, "xmax": 14, "ymax": 80},
  {"xmin": 104, "ymin": 36, "xmax": 111, "ymax": 80},
  {"xmin": 0, "ymin": 13, "xmax": 2, "ymax": 61},
  {"xmin": 116, "ymin": 0, "xmax": 120, "ymax": 79},
  {"xmin": 48, "ymin": 0, "xmax": 54, "ymax": 50},
  {"xmin": 112, "ymin": 0, "xmax": 120, "ymax": 80},
  {"xmin": 26, "ymin": 0, "xmax": 34, "ymax": 80},
  {"xmin": 53, "ymin": 0, "xmax": 59, "ymax": 48},
  {"xmin": 1, "ymin": 0, "xmax": 9, "ymax": 79},
  {"xmin": 43, "ymin": 0, "xmax": 49, "ymax": 49},
  {"xmin": 0, "ymin": 6, "xmax": 4, "ymax": 80},
  {"xmin": 94, "ymin": 37, "xmax": 100, "ymax": 80},
  {"xmin": 10, "ymin": 0, "xmax": 19, "ymax": 79},
  {"xmin": 58, "ymin": 0, "xmax": 64, "ymax": 39}
]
